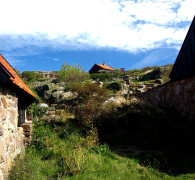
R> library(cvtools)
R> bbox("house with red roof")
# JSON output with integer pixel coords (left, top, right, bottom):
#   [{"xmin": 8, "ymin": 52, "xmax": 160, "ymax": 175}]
[
  {"xmin": 0, "ymin": 54, "xmax": 36, "ymax": 178},
  {"xmin": 89, "ymin": 62, "xmax": 114, "ymax": 74}
]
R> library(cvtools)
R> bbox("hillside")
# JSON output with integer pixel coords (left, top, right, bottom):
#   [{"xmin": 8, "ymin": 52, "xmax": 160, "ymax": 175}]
[{"xmin": 9, "ymin": 63, "xmax": 195, "ymax": 180}]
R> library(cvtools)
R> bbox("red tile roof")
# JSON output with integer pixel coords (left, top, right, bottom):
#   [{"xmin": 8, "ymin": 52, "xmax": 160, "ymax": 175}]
[
  {"xmin": 0, "ymin": 54, "xmax": 36, "ymax": 98},
  {"xmin": 96, "ymin": 64, "xmax": 114, "ymax": 70}
]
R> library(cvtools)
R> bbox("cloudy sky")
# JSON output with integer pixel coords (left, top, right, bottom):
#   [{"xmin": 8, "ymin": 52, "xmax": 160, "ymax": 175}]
[{"xmin": 0, "ymin": 0, "xmax": 194, "ymax": 72}]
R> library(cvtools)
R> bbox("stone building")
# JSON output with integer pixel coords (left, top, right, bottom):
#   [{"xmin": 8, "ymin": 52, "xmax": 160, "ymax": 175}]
[
  {"xmin": 35, "ymin": 71, "xmax": 58, "ymax": 79},
  {"xmin": 0, "ymin": 54, "xmax": 36, "ymax": 179}
]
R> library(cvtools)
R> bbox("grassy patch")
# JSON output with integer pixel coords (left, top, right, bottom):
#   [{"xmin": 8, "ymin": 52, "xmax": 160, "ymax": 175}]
[{"xmin": 9, "ymin": 117, "xmax": 195, "ymax": 180}]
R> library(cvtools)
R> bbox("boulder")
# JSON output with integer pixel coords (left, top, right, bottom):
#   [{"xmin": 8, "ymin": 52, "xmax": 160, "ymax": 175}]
[
  {"xmin": 44, "ymin": 90, "xmax": 52, "ymax": 100},
  {"xmin": 51, "ymin": 91, "xmax": 64, "ymax": 103},
  {"xmin": 148, "ymin": 83, "xmax": 158, "ymax": 88},
  {"xmin": 56, "ymin": 87, "xmax": 64, "ymax": 91},
  {"xmin": 38, "ymin": 103, "xmax": 49, "ymax": 108},
  {"xmin": 62, "ymin": 92, "xmax": 74, "ymax": 99},
  {"xmin": 136, "ymin": 88, "xmax": 145, "ymax": 93},
  {"xmin": 33, "ymin": 84, "xmax": 49, "ymax": 97}
]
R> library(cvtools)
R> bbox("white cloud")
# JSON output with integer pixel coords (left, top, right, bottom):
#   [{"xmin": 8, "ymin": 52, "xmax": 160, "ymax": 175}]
[
  {"xmin": 2, "ymin": 54, "xmax": 24, "ymax": 67},
  {"xmin": 0, "ymin": 0, "xmax": 194, "ymax": 53},
  {"xmin": 131, "ymin": 48, "xmax": 178, "ymax": 69}
]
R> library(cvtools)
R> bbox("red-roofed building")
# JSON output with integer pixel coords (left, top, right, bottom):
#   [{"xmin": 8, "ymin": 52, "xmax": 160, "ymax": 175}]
[
  {"xmin": 89, "ymin": 62, "xmax": 114, "ymax": 74},
  {"xmin": 0, "ymin": 54, "xmax": 36, "ymax": 178}
]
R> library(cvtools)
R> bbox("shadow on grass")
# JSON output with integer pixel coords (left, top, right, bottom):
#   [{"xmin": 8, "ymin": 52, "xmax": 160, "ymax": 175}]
[{"xmin": 98, "ymin": 104, "xmax": 195, "ymax": 176}]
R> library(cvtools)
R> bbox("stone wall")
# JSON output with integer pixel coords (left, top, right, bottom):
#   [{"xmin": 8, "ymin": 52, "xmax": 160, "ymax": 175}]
[
  {"xmin": 131, "ymin": 76, "xmax": 195, "ymax": 120},
  {"xmin": 0, "ymin": 87, "xmax": 23, "ymax": 180}
]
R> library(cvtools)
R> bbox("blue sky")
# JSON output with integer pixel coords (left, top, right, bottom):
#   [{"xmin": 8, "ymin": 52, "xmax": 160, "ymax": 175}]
[{"xmin": 0, "ymin": 0, "xmax": 194, "ymax": 72}]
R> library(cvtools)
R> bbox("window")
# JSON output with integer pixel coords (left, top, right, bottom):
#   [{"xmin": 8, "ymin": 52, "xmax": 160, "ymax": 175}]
[{"xmin": 18, "ymin": 104, "xmax": 25, "ymax": 126}]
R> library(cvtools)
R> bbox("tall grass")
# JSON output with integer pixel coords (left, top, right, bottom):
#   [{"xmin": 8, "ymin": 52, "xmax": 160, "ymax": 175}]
[{"xmin": 9, "ymin": 117, "xmax": 195, "ymax": 180}]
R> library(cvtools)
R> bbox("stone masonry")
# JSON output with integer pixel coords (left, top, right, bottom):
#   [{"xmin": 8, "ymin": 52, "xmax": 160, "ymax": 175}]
[
  {"xmin": 0, "ymin": 87, "xmax": 23, "ymax": 180},
  {"xmin": 131, "ymin": 76, "xmax": 195, "ymax": 120}
]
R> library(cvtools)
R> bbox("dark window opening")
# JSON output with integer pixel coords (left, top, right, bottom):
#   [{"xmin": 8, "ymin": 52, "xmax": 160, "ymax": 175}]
[{"xmin": 18, "ymin": 104, "xmax": 25, "ymax": 127}]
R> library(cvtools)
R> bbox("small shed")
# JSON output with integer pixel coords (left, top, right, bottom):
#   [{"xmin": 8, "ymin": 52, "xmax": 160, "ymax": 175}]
[{"xmin": 0, "ymin": 54, "xmax": 36, "ymax": 179}]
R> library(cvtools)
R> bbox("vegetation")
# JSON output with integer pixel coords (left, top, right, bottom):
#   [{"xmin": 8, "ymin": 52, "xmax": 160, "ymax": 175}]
[
  {"xmin": 9, "ymin": 102, "xmax": 195, "ymax": 180},
  {"xmin": 58, "ymin": 63, "xmax": 89, "ymax": 83},
  {"xmin": 105, "ymin": 81, "xmax": 122, "ymax": 92},
  {"xmin": 9, "ymin": 63, "xmax": 195, "ymax": 179},
  {"xmin": 71, "ymin": 82, "xmax": 109, "ymax": 127},
  {"xmin": 22, "ymin": 71, "xmax": 42, "ymax": 82},
  {"xmin": 90, "ymin": 73, "xmax": 126, "ymax": 82}
]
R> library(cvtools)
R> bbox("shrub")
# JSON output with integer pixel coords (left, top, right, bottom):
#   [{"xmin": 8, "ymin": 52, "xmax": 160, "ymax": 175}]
[
  {"xmin": 72, "ymin": 82, "xmax": 109, "ymax": 127},
  {"xmin": 27, "ymin": 103, "xmax": 48, "ymax": 119},
  {"xmin": 22, "ymin": 71, "xmax": 41, "ymax": 82},
  {"xmin": 90, "ymin": 73, "xmax": 125, "ymax": 82},
  {"xmin": 106, "ymin": 82, "xmax": 121, "ymax": 92},
  {"xmin": 57, "ymin": 62, "xmax": 89, "ymax": 83}
]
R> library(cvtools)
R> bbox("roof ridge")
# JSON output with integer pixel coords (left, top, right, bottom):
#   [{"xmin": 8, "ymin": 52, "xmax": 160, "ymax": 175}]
[{"xmin": 0, "ymin": 55, "xmax": 36, "ymax": 98}]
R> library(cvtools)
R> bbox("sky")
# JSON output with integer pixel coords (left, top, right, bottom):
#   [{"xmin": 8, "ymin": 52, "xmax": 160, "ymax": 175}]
[{"xmin": 0, "ymin": 0, "xmax": 194, "ymax": 72}]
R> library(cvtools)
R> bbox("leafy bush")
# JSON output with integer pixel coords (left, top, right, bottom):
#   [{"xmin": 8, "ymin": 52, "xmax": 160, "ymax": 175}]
[
  {"xmin": 57, "ymin": 62, "xmax": 89, "ymax": 83},
  {"xmin": 22, "ymin": 71, "xmax": 42, "ymax": 82},
  {"xmin": 106, "ymin": 82, "xmax": 121, "ymax": 92},
  {"xmin": 72, "ymin": 82, "xmax": 109, "ymax": 127},
  {"xmin": 27, "ymin": 103, "xmax": 48, "ymax": 119},
  {"xmin": 90, "ymin": 73, "xmax": 125, "ymax": 82}
]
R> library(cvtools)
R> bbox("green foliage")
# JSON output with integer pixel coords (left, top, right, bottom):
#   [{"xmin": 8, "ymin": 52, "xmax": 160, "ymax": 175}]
[
  {"xmin": 22, "ymin": 71, "xmax": 41, "ymax": 82},
  {"xmin": 70, "ymin": 82, "xmax": 109, "ymax": 127},
  {"xmin": 57, "ymin": 62, "xmax": 89, "ymax": 83},
  {"xmin": 27, "ymin": 103, "xmax": 48, "ymax": 119},
  {"xmin": 106, "ymin": 82, "xmax": 121, "ymax": 92},
  {"xmin": 9, "ymin": 117, "xmax": 195, "ymax": 180},
  {"xmin": 90, "ymin": 73, "xmax": 125, "ymax": 82}
]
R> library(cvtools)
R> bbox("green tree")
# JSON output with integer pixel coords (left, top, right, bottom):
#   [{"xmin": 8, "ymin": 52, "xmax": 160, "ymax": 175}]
[
  {"xmin": 57, "ymin": 63, "xmax": 89, "ymax": 83},
  {"xmin": 22, "ymin": 71, "xmax": 41, "ymax": 82}
]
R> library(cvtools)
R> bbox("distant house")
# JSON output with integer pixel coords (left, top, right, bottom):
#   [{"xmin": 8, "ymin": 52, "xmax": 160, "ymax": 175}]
[
  {"xmin": 35, "ymin": 71, "xmax": 59, "ymax": 79},
  {"xmin": 0, "ymin": 54, "xmax": 36, "ymax": 178},
  {"xmin": 89, "ymin": 62, "xmax": 114, "ymax": 74}
]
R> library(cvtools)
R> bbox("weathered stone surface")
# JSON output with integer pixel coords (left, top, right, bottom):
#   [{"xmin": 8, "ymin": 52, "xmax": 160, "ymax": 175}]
[
  {"xmin": 0, "ymin": 168, "xmax": 4, "ymax": 180},
  {"xmin": 0, "ymin": 163, "xmax": 8, "ymax": 179},
  {"xmin": 44, "ymin": 90, "xmax": 52, "ymax": 100},
  {"xmin": 0, "ymin": 108, "xmax": 6, "ymax": 122},
  {"xmin": 51, "ymin": 91, "xmax": 63, "ymax": 103},
  {"xmin": 132, "ymin": 75, "xmax": 195, "ymax": 120},
  {"xmin": 33, "ymin": 84, "xmax": 49, "ymax": 97},
  {"xmin": 62, "ymin": 92, "xmax": 74, "ymax": 99},
  {"xmin": 0, "ymin": 87, "xmax": 25, "ymax": 178},
  {"xmin": 1, "ymin": 97, "xmax": 7, "ymax": 109},
  {"xmin": 5, "ymin": 133, "xmax": 13, "ymax": 145},
  {"xmin": 56, "ymin": 87, "xmax": 64, "ymax": 91},
  {"xmin": 0, "ymin": 139, "xmax": 6, "ymax": 163},
  {"xmin": 8, "ymin": 142, "xmax": 15, "ymax": 152},
  {"xmin": 0, "ymin": 125, "xmax": 4, "ymax": 136},
  {"xmin": 7, "ymin": 100, "xmax": 14, "ymax": 108}
]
